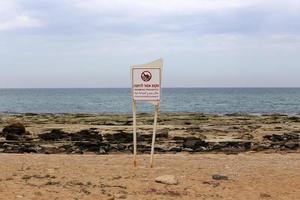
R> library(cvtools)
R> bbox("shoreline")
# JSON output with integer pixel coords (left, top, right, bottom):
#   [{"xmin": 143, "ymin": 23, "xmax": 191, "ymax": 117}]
[
  {"xmin": 1, "ymin": 112, "xmax": 300, "ymax": 116},
  {"xmin": 0, "ymin": 113, "xmax": 299, "ymax": 155}
]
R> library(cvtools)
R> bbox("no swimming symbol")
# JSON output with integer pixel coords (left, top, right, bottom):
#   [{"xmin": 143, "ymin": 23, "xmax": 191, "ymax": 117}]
[{"xmin": 141, "ymin": 71, "xmax": 152, "ymax": 82}]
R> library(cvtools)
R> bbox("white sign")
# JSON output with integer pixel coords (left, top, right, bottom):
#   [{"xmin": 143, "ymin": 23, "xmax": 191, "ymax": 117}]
[
  {"xmin": 131, "ymin": 59, "xmax": 162, "ymax": 102},
  {"xmin": 130, "ymin": 58, "xmax": 163, "ymax": 168}
]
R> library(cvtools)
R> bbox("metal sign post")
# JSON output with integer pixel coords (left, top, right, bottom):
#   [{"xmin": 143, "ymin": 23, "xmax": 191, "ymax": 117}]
[{"xmin": 131, "ymin": 58, "xmax": 163, "ymax": 168}]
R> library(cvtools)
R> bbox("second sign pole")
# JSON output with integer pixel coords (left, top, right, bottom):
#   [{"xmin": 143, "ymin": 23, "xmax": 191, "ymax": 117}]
[
  {"xmin": 132, "ymin": 100, "xmax": 137, "ymax": 167},
  {"xmin": 150, "ymin": 103, "xmax": 159, "ymax": 168}
]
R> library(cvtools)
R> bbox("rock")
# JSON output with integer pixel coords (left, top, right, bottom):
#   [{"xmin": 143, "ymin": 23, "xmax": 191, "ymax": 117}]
[
  {"xmin": 39, "ymin": 129, "xmax": 69, "ymax": 141},
  {"xmin": 183, "ymin": 137, "xmax": 207, "ymax": 150},
  {"xmin": 3, "ymin": 123, "xmax": 26, "ymax": 140},
  {"xmin": 156, "ymin": 129, "xmax": 169, "ymax": 139},
  {"xmin": 17, "ymin": 144, "xmax": 40, "ymax": 153},
  {"xmin": 183, "ymin": 148, "xmax": 194, "ymax": 152},
  {"xmin": 169, "ymin": 147, "xmax": 182, "ymax": 152},
  {"xmin": 263, "ymin": 134, "xmax": 283, "ymax": 142},
  {"xmin": 284, "ymin": 142, "xmax": 299, "ymax": 149},
  {"xmin": 74, "ymin": 142, "xmax": 103, "ymax": 153},
  {"xmin": 288, "ymin": 116, "xmax": 300, "ymax": 122},
  {"xmin": 155, "ymin": 175, "xmax": 178, "ymax": 185},
  {"xmin": 225, "ymin": 113, "xmax": 247, "ymax": 117},
  {"xmin": 264, "ymin": 133, "xmax": 299, "ymax": 143},
  {"xmin": 104, "ymin": 131, "xmax": 132, "ymax": 143},
  {"xmin": 212, "ymin": 174, "xmax": 228, "ymax": 180},
  {"xmin": 139, "ymin": 134, "xmax": 152, "ymax": 141},
  {"xmin": 3, "ymin": 123, "xmax": 26, "ymax": 135},
  {"xmin": 70, "ymin": 129, "xmax": 102, "ymax": 142}
]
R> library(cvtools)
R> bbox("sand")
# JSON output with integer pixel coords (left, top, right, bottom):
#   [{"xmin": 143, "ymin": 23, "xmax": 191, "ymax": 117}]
[
  {"xmin": 0, "ymin": 113, "xmax": 299, "ymax": 199},
  {"xmin": 0, "ymin": 153, "xmax": 299, "ymax": 200}
]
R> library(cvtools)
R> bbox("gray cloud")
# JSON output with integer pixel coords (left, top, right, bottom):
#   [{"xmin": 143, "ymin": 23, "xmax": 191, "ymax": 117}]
[{"xmin": 0, "ymin": 0, "xmax": 300, "ymax": 87}]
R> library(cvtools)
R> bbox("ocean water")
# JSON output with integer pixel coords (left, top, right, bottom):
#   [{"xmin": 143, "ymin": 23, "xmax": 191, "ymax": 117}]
[{"xmin": 0, "ymin": 88, "xmax": 299, "ymax": 114}]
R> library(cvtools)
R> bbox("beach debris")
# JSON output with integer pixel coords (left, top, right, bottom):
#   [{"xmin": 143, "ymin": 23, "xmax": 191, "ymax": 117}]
[
  {"xmin": 155, "ymin": 175, "xmax": 178, "ymax": 185},
  {"xmin": 212, "ymin": 174, "xmax": 228, "ymax": 181}
]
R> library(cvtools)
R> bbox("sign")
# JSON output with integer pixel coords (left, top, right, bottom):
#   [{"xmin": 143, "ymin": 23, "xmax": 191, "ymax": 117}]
[
  {"xmin": 131, "ymin": 59, "xmax": 162, "ymax": 102},
  {"xmin": 130, "ymin": 58, "xmax": 163, "ymax": 168}
]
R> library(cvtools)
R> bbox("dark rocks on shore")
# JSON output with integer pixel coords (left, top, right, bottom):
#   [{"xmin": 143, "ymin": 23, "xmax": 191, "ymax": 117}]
[
  {"xmin": 104, "ymin": 131, "xmax": 132, "ymax": 143},
  {"xmin": 208, "ymin": 141, "xmax": 252, "ymax": 153},
  {"xmin": 224, "ymin": 113, "xmax": 248, "ymax": 117},
  {"xmin": 263, "ymin": 133, "xmax": 299, "ymax": 142},
  {"xmin": 183, "ymin": 137, "xmax": 208, "ymax": 150},
  {"xmin": 0, "ymin": 123, "xmax": 299, "ymax": 154},
  {"xmin": 288, "ymin": 116, "xmax": 300, "ymax": 122},
  {"xmin": 70, "ymin": 129, "xmax": 102, "ymax": 142},
  {"xmin": 253, "ymin": 132, "xmax": 300, "ymax": 150},
  {"xmin": 3, "ymin": 122, "xmax": 26, "ymax": 134},
  {"xmin": 74, "ymin": 142, "xmax": 105, "ymax": 153},
  {"xmin": 39, "ymin": 129, "xmax": 69, "ymax": 141},
  {"xmin": 2, "ymin": 123, "xmax": 28, "ymax": 141}
]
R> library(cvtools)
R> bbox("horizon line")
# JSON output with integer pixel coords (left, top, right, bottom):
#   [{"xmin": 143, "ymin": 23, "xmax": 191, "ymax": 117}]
[{"xmin": 1, "ymin": 87, "xmax": 300, "ymax": 89}]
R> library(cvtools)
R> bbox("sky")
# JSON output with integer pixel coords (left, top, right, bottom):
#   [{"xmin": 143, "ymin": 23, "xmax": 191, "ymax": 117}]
[{"xmin": 0, "ymin": 0, "xmax": 300, "ymax": 88}]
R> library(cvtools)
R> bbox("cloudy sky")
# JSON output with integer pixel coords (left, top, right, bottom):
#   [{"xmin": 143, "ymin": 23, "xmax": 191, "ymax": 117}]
[{"xmin": 0, "ymin": 0, "xmax": 300, "ymax": 88}]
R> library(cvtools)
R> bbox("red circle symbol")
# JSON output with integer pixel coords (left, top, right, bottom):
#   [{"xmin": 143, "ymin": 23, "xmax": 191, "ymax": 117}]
[{"xmin": 141, "ymin": 71, "xmax": 152, "ymax": 82}]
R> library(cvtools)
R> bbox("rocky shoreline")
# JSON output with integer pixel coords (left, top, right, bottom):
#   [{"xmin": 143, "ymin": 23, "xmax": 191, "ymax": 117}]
[{"xmin": 0, "ymin": 113, "xmax": 299, "ymax": 154}]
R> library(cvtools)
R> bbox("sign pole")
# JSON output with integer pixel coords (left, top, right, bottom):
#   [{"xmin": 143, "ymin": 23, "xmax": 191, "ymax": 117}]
[
  {"xmin": 132, "ymin": 100, "xmax": 137, "ymax": 167},
  {"xmin": 131, "ymin": 58, "xmax": 163, "ymax": 168},
  {"xmin": 150, "ymin": 103, "xmax": 159, "ymax": 168}
]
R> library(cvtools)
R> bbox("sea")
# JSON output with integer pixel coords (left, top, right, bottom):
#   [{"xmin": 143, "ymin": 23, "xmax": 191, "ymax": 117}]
[{"xmin": 0, "ymin": 88, "xmax": 299, "ymax": 115}]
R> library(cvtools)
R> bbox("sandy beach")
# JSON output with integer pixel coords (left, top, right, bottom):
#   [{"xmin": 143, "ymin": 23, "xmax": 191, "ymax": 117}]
[
  {"xmin": 0, "ymin": 113, "xmax": 299, "ymax": 199},
  {"xmin": 0, "ymin": 153, "xmax": 299, "ymax": 200}
]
